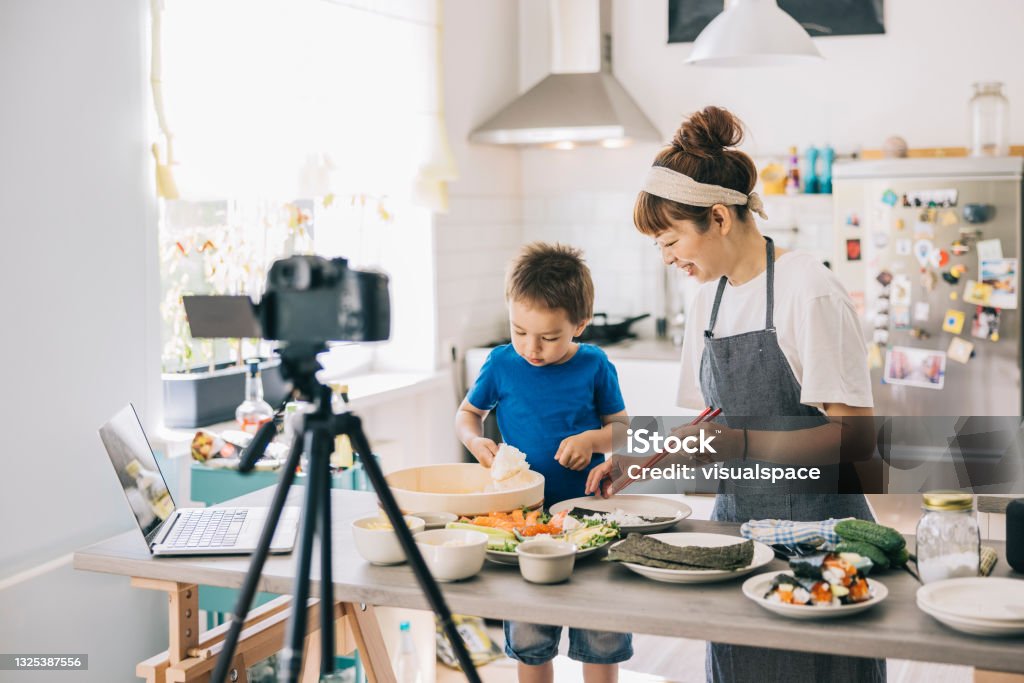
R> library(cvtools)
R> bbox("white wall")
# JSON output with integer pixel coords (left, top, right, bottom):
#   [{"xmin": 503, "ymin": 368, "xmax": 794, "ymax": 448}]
[
  {"xmin": 436, "ymin": 0, "xmax": 525, "ymax": 371},
  {"xmin": 0, "ymin": 0, "xmax": 166, "ymax": 680}
]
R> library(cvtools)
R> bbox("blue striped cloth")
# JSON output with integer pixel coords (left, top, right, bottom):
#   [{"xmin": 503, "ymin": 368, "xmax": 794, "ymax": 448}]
[{"xmin": 739, "ymin": 518, "xmax": 854, "ymax": 548}]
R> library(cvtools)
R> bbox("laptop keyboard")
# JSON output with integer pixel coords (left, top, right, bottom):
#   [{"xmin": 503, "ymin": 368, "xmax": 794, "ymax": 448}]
[{"xmin": 165, "ymin": 509, "xmax": 247, "ymax": 548}]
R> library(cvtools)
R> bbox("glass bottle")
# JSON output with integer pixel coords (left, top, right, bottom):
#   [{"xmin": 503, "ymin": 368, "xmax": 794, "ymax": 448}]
[
  {"xmin": 392, "ymin": 621, "xmax": 422, "ymax": 683},
  {"xmin": 968, "ymin": 82, "xmax": 1009, "ymax": 157},
  {"xmin": 330, "ymin": 384, "xmax": 354, "ymax": 469},
  {"xmin": 126, "ymin": 458, "xmax": 175, "ymax": 520},
  {"xmin": 785, "ymin": 146, "xmax": 801, "ymax": 195},
  {"xmin": 915, "ymin": 491, "xmax": 980, "ymax": 584},
  {"xmin": 236, "ymin": 358, "xmax": 274, "ymax": 434}
]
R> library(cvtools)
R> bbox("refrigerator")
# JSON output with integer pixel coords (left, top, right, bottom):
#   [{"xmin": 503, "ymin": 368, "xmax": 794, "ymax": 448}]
[{"xmin": 832, "ymin": 157, "xmax": 1023, "ymax": 416}]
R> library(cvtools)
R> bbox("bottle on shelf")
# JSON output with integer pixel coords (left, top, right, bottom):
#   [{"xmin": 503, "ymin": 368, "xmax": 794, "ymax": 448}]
[
  {"xmin": 126, "ymin": 458, "xmax": 175, "ymax": 520},
  {"xmin": 235, "ymin": 358, "xmax": 275, "ymax": 435},
  {"xmin": 804, "ymin": 146, "xmax": 820, "ymax": 194},
  {"xmin": 330, "ymin": 384, "xmax": 355, "ymax": 469},
  {"xmin": 820, "ymin": 145, "xmax": 835, "ymax": 194},
  {"xmin": 393, "ymin": 621, "xmax": 422, "ymax": 683},
  {"xmin": 785, "ymin": 146, "xmax": 801, "ymax": 195}
]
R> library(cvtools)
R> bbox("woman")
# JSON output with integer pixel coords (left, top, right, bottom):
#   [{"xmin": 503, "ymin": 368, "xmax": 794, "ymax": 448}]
[{"xmin": 586, "ymin": 106, "xmax": 884, "ymax": 683}]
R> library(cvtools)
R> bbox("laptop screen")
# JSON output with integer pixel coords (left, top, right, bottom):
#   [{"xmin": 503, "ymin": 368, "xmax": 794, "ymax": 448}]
[{"xmin": 98, "ymin": 404, "xmax": 177, "ymax": 541}]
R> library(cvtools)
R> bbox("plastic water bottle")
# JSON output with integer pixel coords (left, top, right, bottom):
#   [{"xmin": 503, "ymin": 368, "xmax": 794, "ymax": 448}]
[{"xmin": 392, "ymin": 622, "xmax": 422, "ymax": 683}]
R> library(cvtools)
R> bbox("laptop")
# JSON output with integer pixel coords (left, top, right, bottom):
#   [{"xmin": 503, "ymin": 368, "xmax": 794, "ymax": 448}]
[{"xmin": 99, "ymin": 404, "xmax": 299, "ymax": 557}]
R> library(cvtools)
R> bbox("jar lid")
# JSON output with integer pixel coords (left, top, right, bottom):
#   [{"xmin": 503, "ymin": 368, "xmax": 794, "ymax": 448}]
[{"xmin": 922, "ymin": 491, "xmax": 974, "ymax": 511}]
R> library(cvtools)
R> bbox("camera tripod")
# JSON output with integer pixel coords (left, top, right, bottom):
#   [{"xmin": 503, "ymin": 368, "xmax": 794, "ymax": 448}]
[{"xmin": 211, "ymin": 343, "xmax": 482, "ymax": 683}]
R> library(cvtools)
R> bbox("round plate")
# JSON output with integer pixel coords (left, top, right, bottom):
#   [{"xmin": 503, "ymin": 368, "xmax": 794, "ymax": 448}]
[
  {"xmin": 917, "ymin": 577, "xmax": 1024, "ymax": 622},
  {"xmin": 743, "ymin": 570, "xmax": 888, "ymax": 619},
  {"xmin": 610, "ymin": 532, "xmax": 774, "ymax": 584},
  {"xmin": 486, "ymin": 538, "xmax": 613, "ymax": 566},
  {"xmin": 548, "ymin": 495, "xmax": 693, "ymax": 534},
  {"xmin": 916, "ymin": 596, "xmax": 1024, "ymax": 637}
]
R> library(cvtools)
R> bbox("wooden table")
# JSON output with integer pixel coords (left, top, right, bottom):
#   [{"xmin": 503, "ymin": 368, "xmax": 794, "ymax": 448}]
[{"xmin": 75, "ymin": 489, "xmax": 1024, "ymax": 682}]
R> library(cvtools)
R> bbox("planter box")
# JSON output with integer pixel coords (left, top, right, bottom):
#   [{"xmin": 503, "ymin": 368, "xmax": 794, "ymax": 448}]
[{"xmin": 162, "ymin": 359, "xmax": 290, "ymax": 428}]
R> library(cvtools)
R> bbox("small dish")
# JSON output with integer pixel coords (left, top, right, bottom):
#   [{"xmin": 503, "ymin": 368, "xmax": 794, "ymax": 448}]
[
  {"xmin": 415, "ymin": 529, "xmax": 488, "ymax": 582},
  {"xmin": 410, "ymin": 511, "xmax": 458, "ymax": 530},
  {"xmin": 351, "ymin": 515, "xmax": 426, "ymax": 565},
  {"xmin": 516, "ymin": 540, "xmax": 577, "ymax": 584}
]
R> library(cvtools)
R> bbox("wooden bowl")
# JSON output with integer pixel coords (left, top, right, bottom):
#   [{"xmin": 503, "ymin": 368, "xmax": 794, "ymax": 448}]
[{"xmin": 385, "ymin": 463, "xmax": 544, "ymax": 516}]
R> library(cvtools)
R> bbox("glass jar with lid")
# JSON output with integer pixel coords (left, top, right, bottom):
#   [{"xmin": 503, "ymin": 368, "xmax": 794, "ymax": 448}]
[
  {"xmin": 915, "ymin": 491, "xmax": 980, "ymax": 584},
  {"xmin": 968, "ymin": 82, "xmax": 1010, "ymax": 157}
]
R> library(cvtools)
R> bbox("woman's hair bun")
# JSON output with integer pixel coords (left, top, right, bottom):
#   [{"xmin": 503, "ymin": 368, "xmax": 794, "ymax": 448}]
[{"xmin": 671, "ymin": 106, "xmax": 745, "ymax": 159}]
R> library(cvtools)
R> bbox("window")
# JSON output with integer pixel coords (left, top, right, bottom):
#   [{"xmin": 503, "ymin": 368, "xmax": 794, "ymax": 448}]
[{"xmin": 155, "ymin": 0, "xmax": 442, "ymax": 374}]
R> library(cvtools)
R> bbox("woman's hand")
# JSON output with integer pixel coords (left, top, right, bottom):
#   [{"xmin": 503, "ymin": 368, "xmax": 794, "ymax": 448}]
[
  {"xmin": 555, "ymin": 432, "xmax": 595, "ymax": 471},
  {"xmin": 467, "ymin": 437, "xmax": 499, "ymax": 467}
]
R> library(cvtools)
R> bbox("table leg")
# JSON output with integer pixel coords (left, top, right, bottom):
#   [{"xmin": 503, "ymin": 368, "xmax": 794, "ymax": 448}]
[{"xmin": 344, "ymin": 603, "xmax": 396, "ymax": 683}]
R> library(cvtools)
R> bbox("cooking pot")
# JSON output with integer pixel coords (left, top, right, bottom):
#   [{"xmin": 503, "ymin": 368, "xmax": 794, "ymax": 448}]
[{"xmin": 576, "ymin": 313, "xmax": 650, "ymax": 344}]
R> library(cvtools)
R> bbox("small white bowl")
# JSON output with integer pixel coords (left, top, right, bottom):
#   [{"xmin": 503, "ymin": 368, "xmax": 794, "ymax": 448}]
[
  {"xmin": 352, "ymin": 515, "xmax": 426, "ymax": 565},
  {"xmin": 414, "ymin": 529, "xmax": 488, "ymax": 582},
  {"xmin": 516, "ymin": 540, "xmax": 577, "ymax": 584},
  {"xmin": 409, "ymin": 511, "xmax": 458, "ymax": 530}
]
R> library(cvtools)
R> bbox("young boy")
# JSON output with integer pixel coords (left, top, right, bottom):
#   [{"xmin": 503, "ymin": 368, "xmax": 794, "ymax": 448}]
[{"xmin": 455, "ymin": 242, "xmax": 632, "ymax": 683}]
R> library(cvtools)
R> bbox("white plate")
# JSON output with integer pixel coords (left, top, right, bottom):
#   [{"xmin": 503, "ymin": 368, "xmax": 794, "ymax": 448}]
[
  {"xmin": 917, "ymin": 596, "xmax": 1024, "ymax": 637},
  {"xmin": 609, "ymin": 532, "xmax": 774, "ymax": 584},
  {"xmin": 743, "ymin": 570, "xmax": 887, "ymax": 620},
  {"xmin": 549, "ymin": 495, "xmax": 692, "ymax": 534},
  {"xmin": 917, "ymin": 577, "xmax": 1024, "ymax": 622},
  {"xmin": 486, "ymin": 538, "xmax": 612, "ymax": 566}
]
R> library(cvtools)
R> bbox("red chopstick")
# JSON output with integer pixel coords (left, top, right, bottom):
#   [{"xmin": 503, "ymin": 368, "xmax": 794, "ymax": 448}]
[{"xmin": 608, "ymin": 407, "xmax": 721, "ymax": 494}]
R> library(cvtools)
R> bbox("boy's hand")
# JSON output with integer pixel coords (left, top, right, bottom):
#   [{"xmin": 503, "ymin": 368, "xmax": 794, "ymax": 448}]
[
  {"xmin": 554, "ymin": 432, "xmax": 594, "ymax": 471},
  {"xmin": 468, "ymin": 437, "xmax": 500, "ymax": 467},
  {"xmin": 585, "ymin": 457, "xmax": 620, "ymax": 498}
]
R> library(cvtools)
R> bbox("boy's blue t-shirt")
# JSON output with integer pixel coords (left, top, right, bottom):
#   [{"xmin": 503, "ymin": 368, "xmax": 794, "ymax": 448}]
[{"xmin": 466, "ymin": 343, "xmax": 625, "ymax": 505}]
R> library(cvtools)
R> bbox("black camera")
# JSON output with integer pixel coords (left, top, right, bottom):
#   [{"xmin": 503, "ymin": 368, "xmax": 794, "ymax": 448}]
[{"xmin": 183, "ymin": 255, "xmax": 390, "ymax": 343}]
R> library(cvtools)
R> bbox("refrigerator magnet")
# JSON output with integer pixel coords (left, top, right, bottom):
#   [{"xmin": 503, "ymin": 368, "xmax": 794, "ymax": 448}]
[
  {"xmin": 942, "ymin": 309, "xmax": 966, "ymax": 335},
  {"xmin": 913, "ymin": 302, "xmax": 930, "ymax": 321},
  {"xmin": 976, "ymin": 239, "xmax": 1003, "ymax": 261},
  {"xmin": 867, "ymin": 343, "xmax": 884, "ymax": 369},
  {"xmin": 881, "ymin": 189, "xmax": 898, "ymax": 207},
  {"xmin": 951, "ymin": 240, "xmax": 970, "ymax": 256},
  {"xmin": 894, "ymin": 218, "xmax": 906, "ymax": 231},
  {"xmin": 896, "ymin": 239, "xmax": 912, "ymax": 256},
  {"xmin": 892, "ymin": 274, "xmax": 912, "ymax": 306},
  {"xmin": 914, "ymin": 221, "xmax": 935, "ymax": 239},
  {"xmin": 876, "ymin": 270, "xmax": 894, "ymax": 287},
  {"xmin": 963, "ymin": 279, "xmax": 994, "ymax": 306},
  {"xmin": 947, "ymin": 337, "xmax": 975, "ymax": 364},
  {"xmin": 883, "ymin": 346, "xmax": 946, "ymax": 390},
  {"xmin": 873, "ymin": 231, "xmax": 889, "ymax": 249},
  {"xmin": 971, "ymin": 306, "xmax": 1000, "ymax": 341},
  {"xmin": 846, "ymin": 238, "xmax": 862, "ymax": 261},
  {"xmin": 846, "ymin": 213, "xmax": 861, "ymax": 227},
  {"xmin": 920, "ymin": 269, "xmax": 938, "ymax": 292},
  {"xmin": 939, "ymin": 210, "xmax": 959, "ymax": 227},
  {"xmin": 892, "ymin": 306, "xmax": 911, "ymax": 330},
  {"xmin": 980, "ymin": 258, "xmax": 1018, "ymax": 309},
  {"xmin": 909, "ymin": 327, "xmax": 931, "ymax": 340},
  {"xmin": 913, "ymin": 240, "xmax": 934, "ymax": 266}
]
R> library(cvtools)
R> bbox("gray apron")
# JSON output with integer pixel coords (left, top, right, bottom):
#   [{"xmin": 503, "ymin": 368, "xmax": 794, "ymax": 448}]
[{"xmin": 699, "ymin": 237, "xmax": 885, "ymax": 683}]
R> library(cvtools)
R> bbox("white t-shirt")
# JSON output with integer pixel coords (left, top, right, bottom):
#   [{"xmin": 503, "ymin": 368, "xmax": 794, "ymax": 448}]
[{"xmin": 677, "ymin": 250, "xmax": 873, "ymax": 411}]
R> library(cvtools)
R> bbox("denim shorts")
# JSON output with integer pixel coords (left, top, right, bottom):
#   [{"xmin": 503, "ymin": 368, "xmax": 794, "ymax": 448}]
[{"xmin": 503, "ymin": 620, "xmax": 633, "ymax": 666}]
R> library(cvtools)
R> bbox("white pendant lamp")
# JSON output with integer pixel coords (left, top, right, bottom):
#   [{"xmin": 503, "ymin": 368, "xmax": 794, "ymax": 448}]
[{"xmin": 685, "ymin": 0, "xmax": 822, "ymax": 67}]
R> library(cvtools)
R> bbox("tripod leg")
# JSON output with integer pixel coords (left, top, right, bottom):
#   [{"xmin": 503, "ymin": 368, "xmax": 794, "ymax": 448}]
[
  {"xmin": 211, "ymin": 430, "xmax": 304, "ymax": 683},
  {"xmin": 342, "ymin": 413, "xmax": 483, "ymax": 683},
  {"xmin": 316, "ymin": 428, "xmax": 336, "ymax": 675},
  {"xmin": 280, "ymin": 430, "xmax": 321, "ymax": 683}
]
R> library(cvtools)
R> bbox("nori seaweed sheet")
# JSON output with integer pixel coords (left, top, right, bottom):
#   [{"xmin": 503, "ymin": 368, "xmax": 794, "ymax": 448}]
[
  {"xmin": 568, "ymin": 507, "xmax": 674, "ymax": 523},
  {"xmin": 605, "ymin": 533, "xmax": 754, "ymax": 570}
]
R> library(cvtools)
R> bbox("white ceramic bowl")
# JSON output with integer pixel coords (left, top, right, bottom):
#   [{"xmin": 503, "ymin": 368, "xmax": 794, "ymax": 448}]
[
  {"xmin": 415, "ymin": 529, "xmax": 488, "ymax": 582},
  {"xmin": 385, "ymin": 463, "xmax": 544, "ymax": 516},
  {"xmin": 516, "ymin": 540, "xmax": 577, "ymax": 584},
  {"xmin": 410, "ymin": 511, "xmax": 458, "ymax": 530},
  {"xmin": 351, "ymin": 515, "xmax": 426, "ymax": 565}
]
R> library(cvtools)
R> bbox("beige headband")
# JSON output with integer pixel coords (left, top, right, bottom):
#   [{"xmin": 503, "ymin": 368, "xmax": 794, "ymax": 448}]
[{"xmin": 642, "ymin": 166, "xmax": 768, "ymax": 221}]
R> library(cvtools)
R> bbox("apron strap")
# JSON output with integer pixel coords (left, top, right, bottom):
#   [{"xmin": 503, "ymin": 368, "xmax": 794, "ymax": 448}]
[
  {"xmin": 705, "ymin": 277, "xmax": 729, "ymax": 338},
  {"xmin": 765, "ymin": 236, "xmax": 775, "ymax": 330},
  {"xmin": 705, "ymin": 236, "xmax": 776, "ymax": 338}
]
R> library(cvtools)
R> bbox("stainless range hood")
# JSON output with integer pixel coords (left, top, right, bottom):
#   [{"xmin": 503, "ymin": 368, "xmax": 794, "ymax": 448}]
[{"xmin": 469, "ymin": 0, "xmax": 660, "ymax": 148}]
